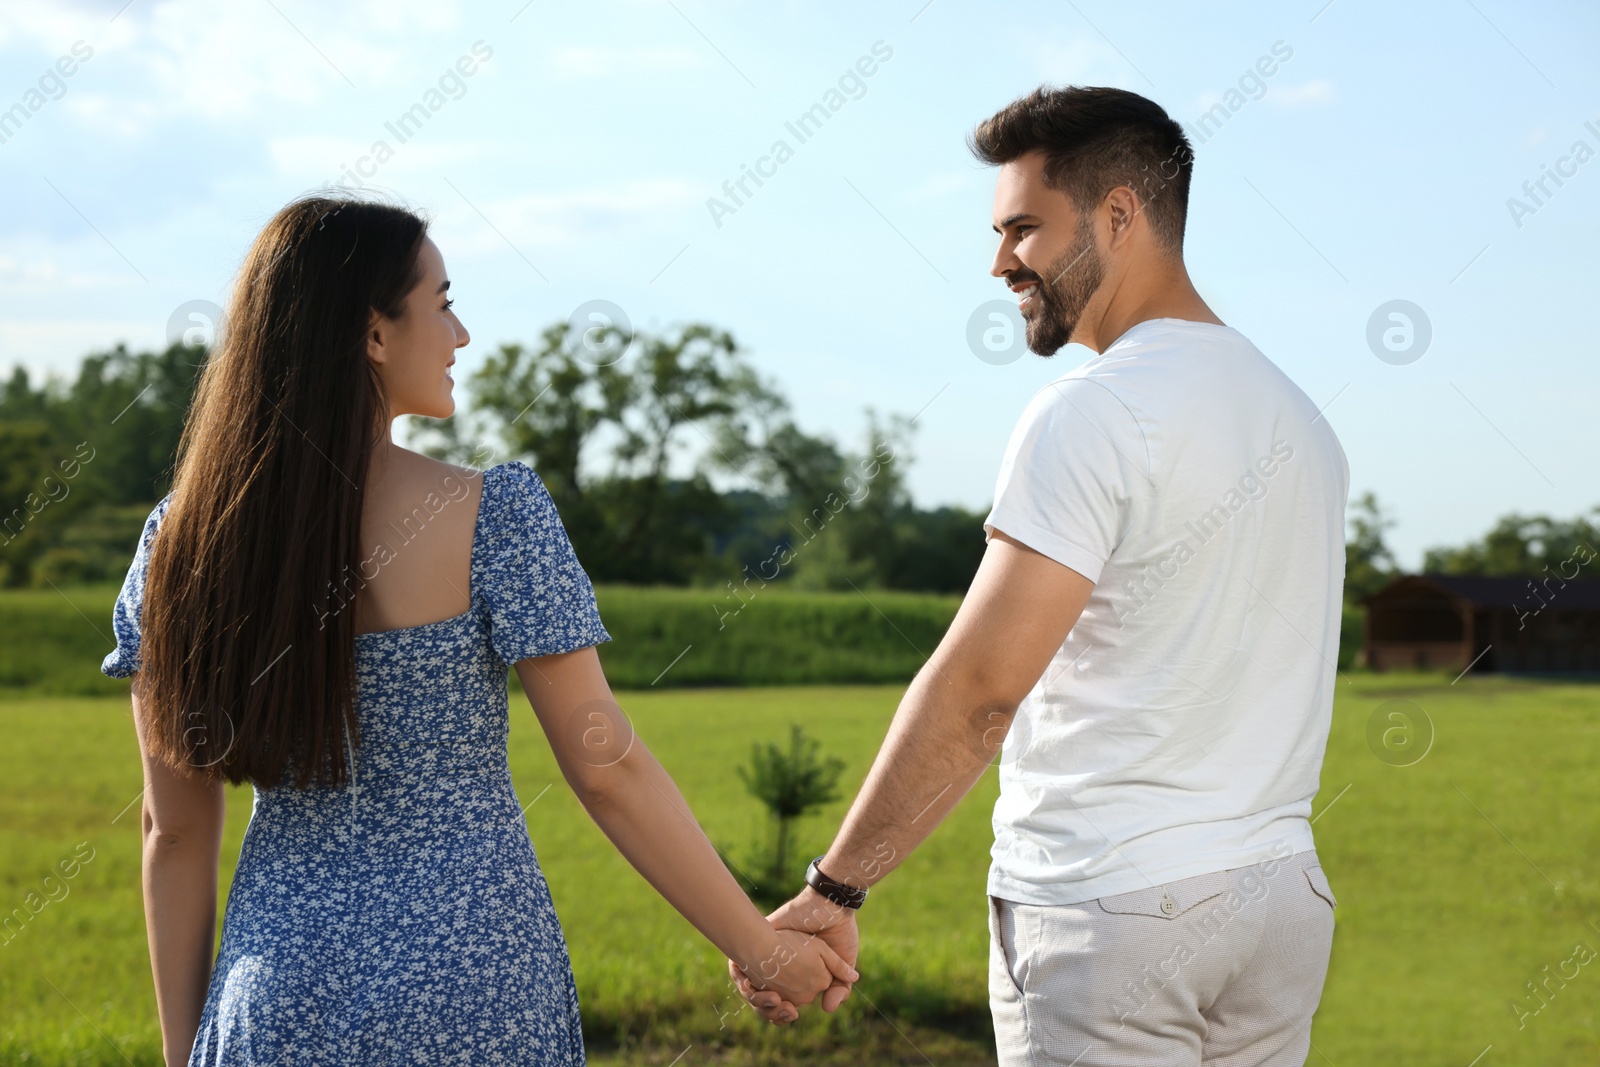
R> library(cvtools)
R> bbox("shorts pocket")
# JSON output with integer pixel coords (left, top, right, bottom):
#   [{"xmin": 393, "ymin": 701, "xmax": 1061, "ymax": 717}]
[
  {"xmin": 1303, "ymin": 863, "xmax": 1337, "ymax": 910},
  {"xmin": 1096, "ymin": 869, "xmax": 1231, "ymax": 920},
  {"xmin": 989, "ymin": 896, "xmax": 1027, "ymax": 998}
]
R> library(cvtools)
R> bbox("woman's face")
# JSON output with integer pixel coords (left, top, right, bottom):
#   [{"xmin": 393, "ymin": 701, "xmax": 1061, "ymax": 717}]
[{"xmin": 366, "ymin": 236, "xmax": 470, "ymax": 421}]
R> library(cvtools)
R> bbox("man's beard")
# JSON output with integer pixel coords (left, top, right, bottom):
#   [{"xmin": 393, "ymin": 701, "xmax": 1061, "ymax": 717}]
[{"xmin": 1018, "ymin": 214, "xmax": 1105, "ymax": 356}]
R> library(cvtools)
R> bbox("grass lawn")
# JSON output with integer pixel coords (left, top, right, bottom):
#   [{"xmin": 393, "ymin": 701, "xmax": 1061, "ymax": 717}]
[{"xmin": 2, "ymin": 672, "xmax": 1597, "ymax": 1065}]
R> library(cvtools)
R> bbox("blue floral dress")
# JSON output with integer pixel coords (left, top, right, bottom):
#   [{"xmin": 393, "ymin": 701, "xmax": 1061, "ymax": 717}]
[{"xmin": 102, "ymin": 461, "xmax": 612, "ymax": 1066}]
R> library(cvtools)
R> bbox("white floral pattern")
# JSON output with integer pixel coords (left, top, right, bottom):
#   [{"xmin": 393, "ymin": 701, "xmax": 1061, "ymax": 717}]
[{"xmin": 102, "ymin": 461, "xmax": 612, "ymax": 1065}]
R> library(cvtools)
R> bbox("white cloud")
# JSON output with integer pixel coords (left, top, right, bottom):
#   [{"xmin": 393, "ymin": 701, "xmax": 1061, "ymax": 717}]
[
  {"xmin": 131, "ymin": 2, "xmax": 404, "ymax": 120},
  {"xmin": 0, "ymin": 0, "xmax": 472, "ymax": 141},
  {"xmin": 438, "ymin": 179, "xmax": 701, "ymax": 248},
  {"xmin": 0, "ymin": 252, "xmax": 124, "ymax": 292},
  {"xmin": 0, "ymin": 4, "xmax": 111, "ymax": 54},
  {"xmin": 0, "ymin": 319, "xmax": 158, "ymax": 379},
  {"xmin": 58, "ymin": 91, "xmax": 162, "ymax": 140},
  {"xmin": 1265, "ymin": 79, "xmax": 1336, "ymax": 107}
]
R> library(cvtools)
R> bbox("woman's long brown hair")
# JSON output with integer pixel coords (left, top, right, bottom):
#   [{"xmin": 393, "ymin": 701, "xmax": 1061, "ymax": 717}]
[{"xmin": 138, "ymin": 194, "xmax": 427, "ymax": 789}]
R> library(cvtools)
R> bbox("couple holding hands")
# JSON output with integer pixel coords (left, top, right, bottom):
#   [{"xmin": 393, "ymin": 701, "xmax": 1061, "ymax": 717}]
[{"xmin": 108, "ymin": 84, "xmax": 1344, "ymax": 1066}]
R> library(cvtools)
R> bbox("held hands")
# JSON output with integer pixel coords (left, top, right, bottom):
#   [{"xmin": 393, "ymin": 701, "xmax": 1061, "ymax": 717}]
[{"xmin": 728, "ymin": 887, "xmax": 861, "ymax": 1025}]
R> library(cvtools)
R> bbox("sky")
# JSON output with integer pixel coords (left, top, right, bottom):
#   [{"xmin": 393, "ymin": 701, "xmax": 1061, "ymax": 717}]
[{"xmin": 0, "ymin": 0, "xmax": 1595, "ymax": 571}]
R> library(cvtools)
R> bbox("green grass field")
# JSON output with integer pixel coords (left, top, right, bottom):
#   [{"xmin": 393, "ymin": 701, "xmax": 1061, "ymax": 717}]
[{"xmin": 3, "ymin": 671, "xmax": 1598, "ymax": 1065}]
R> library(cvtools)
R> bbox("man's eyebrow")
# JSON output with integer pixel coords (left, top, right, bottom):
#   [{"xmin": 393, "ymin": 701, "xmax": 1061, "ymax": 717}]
[{"xmin": 992, "ymin": 213, "xmax": 1041, "ymax": 234}]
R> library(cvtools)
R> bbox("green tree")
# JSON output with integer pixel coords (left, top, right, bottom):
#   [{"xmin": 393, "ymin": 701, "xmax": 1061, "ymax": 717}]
[
  {"xmin": 601, "ymin": 323, "xmax": 748, "ymax": 580},
  {"xmin": 427, "ymin": 320, "xmax": 771, "ymax": 585},
  {"xmin": 441, "ymin": 322, "xmax": 631, "ymax": 501},
  {"xmin": 737, "ymin": 723, "xmax": 845, "ymax": 906},
  {"xmin": 883, "ymin": 503, "xmax": 989, "ymax": 594},
  {"xmin": 0, "ymin": 420, "xmax": 69, "ymax": 586},
  {"xmin": 0, "ymin": 344, "xmax": 203, "ymax": 586},
  {"xmin": 51, "ymin": 342, "xmax": 204, "ymax": 505},
  {"xmin": 713, "ymin": 402, "xmax": 962, "ymax": 592},
  {"xmin": 776, "ymin": 412, "xmax": 984, "ymax": 594},
  {"xmin": 1345, "ymin": 491, "xmax": 1399, "ymax": 602},
  {"xmin": 9, "ymin": 324, "xmax": 995, "ymax": 593},
  {"xmin": 1421, "ymin": 508, "xmax": 1600, "ymax": 577},
  {"xmin": 709, "ymin": 369, "xmax": 851, "ymax": 505}
]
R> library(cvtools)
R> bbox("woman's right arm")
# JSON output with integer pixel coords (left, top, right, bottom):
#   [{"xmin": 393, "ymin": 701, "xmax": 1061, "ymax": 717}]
[
  {"xmin": 515, "ymin": 648, "xmax": 854, "ymax": 1013},
  {"xmin": 130, "ymin": 675, "xmax": 225, "ymax": 1066}
]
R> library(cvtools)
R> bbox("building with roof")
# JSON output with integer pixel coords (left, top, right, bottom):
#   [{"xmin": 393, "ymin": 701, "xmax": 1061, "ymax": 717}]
[{"xmin": 1358, "ymin": 572, "xmax": 1600, "ymax": 675}]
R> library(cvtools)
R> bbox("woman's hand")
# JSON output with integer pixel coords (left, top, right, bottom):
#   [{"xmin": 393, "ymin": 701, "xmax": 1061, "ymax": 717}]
[
  {"xmin": 733, "ymin": 926, "xmax": 857, "ymax": 1021},
  {"xmin": 730, "ymin": 889, "xmax": 860, "ymax": 1024}
]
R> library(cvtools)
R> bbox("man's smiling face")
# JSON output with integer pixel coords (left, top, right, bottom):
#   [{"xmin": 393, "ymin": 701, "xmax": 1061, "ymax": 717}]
[{"xmin": 989, "ymin": 150, "xmax": 1107, "ymax": 356}]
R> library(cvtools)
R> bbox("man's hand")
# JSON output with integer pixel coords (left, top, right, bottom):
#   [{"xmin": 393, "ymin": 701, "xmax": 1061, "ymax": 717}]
[
  {"xmin": 733, "ymin": 923, "xmax": 857, "ymax": 1019},
  {"xmin": 729, "ymin": 887, "xmax": 859, "ymax": 1024},
  {"xmin": 731, "ymin": 919, "xmax": 857, "ymax": 1025}
]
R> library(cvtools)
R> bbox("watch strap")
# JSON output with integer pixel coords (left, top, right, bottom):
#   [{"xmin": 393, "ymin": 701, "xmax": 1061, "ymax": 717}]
[{"xmin": 805, "ymin": 856, "xmax": 867, "ymax": 909}]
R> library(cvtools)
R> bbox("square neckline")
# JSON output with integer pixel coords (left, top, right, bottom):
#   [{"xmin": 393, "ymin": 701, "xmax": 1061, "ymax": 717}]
[{"xmin": 353, "ymin": 464, "xmax": 497, "ymax": 642}]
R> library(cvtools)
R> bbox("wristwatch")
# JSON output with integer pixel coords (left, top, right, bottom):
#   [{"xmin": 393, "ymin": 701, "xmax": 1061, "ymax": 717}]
[{"xmin": 805, "ymin": 856, "xmax": 868, "ymax": 910}]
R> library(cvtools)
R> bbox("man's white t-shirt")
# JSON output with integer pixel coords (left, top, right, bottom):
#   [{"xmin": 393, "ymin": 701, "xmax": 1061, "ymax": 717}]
[{"xmin": 984, "ymin": 317, "xmax": 1349, "ymax": 906}]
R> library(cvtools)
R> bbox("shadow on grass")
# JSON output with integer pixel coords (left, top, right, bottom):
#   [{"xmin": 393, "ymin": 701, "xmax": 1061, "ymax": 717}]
[{"xmin": 582, "ymin": 969, "xmax": 995, "ymax": 1066}]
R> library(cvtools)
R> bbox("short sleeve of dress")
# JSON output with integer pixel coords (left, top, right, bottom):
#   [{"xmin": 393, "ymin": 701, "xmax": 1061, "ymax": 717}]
[
  {"xmin": 478, "ymin": 461, "xmax": 611, "ymax": 666},
  {"xmin": 101, "ymin": 493, "xmax": 174, "ymax": 678}
]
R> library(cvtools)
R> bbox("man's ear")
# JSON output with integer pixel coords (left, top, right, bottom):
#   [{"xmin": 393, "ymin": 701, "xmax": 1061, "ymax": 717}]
[
  {"xmin": 1105, "ymin": 187, "xmax": 1139, "ymax": 246},
  {"xmin": 365, "ymin": 307, "xmax": 386, "ymax": 365}
]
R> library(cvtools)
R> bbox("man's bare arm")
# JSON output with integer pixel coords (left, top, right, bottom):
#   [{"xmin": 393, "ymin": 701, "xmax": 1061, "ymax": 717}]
[
  {"xmin": 729, "ymin": 529, "xmax": 1095, "ymax": 1018},
  {"xmin": 815, "ymin": 529, "xmax": 1094, "ymax": 894}
]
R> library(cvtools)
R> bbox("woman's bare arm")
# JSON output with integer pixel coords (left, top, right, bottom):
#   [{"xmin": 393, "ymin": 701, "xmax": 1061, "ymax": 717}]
[
  {"xmin": 130, "ymin": 674, "xmax": 225, "ymax": 1065},
  {"xmin": 514, "ymin": 648, "xmax": 855, "ymax": 1012}
]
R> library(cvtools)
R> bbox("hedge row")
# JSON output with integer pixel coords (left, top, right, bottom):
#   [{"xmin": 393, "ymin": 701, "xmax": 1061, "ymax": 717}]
[
  {"xmin": 0, "ymin": 584, "xmax": 961, "ymax": 697},
  {"xmin": 1, "ymin": 585, "xmax": 1361, "ymax": 698},
  {"xmin": 590, "ymin": 585, "xmax": 960, "ymax": 688}
]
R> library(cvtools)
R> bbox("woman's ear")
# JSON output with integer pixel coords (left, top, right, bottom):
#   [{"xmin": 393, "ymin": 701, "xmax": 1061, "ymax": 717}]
[{"xmin": 365, "ymin": 307, "xmax": 386, "ymax": 366}]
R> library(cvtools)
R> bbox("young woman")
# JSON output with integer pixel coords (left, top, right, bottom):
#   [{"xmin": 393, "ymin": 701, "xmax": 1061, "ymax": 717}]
[{"xmin": 101, "ymin": 194, "xmax": 853, "ymax": 1066}]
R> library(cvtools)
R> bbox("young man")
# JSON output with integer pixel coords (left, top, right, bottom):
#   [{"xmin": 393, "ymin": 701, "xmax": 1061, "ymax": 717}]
[{"xmin": 732, "ymin": 85, "xmax": 1348, "ymax": 1066}]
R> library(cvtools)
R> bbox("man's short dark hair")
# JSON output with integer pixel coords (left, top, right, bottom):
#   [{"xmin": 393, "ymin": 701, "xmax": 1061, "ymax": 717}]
[{"xmin": 968, "ymin": 86, "xmax": 1194, "ymax": 255}]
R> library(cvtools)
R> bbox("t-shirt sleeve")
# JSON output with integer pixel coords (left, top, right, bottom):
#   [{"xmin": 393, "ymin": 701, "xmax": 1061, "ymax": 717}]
[
  {"xmin": 481, "ymin": 461, "xmax": 611, "ymax": 665},
  {"xmin": 982, "ymin": 376, "xmax": 1146, "ymax": 585},
  {"xmin": 101, "ymin": 494, "xmax": 174, "ymax": 678}
]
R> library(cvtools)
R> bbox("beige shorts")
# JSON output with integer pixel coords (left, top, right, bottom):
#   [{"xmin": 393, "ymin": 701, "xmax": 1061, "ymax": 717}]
[{"xmin": 989, "ymin": 849, "xmax": 1336, "ymax": 1066}]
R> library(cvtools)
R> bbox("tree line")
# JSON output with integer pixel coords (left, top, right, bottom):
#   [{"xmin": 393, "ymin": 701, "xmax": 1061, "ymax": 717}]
[
  {"xmin": 0, "ymin": 321, "xmax": 985, "ymax": 593},
  {"xmin": 2, "ymin": 321, "xmax": 1594, "ymax": 600},
  {"xmin": 1343, "ymin": 491, "xmax": 1599, "ymax": 603}
]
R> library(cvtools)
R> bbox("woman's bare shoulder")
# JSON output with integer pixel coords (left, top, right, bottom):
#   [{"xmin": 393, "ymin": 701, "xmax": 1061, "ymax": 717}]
[
  {"xmin": 364, "ymin": 448, "xmax": 488, "ymax": 516},
  {"xmin": 386, "ymin": 447, "xmax": 482, "ymax": 482}
]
